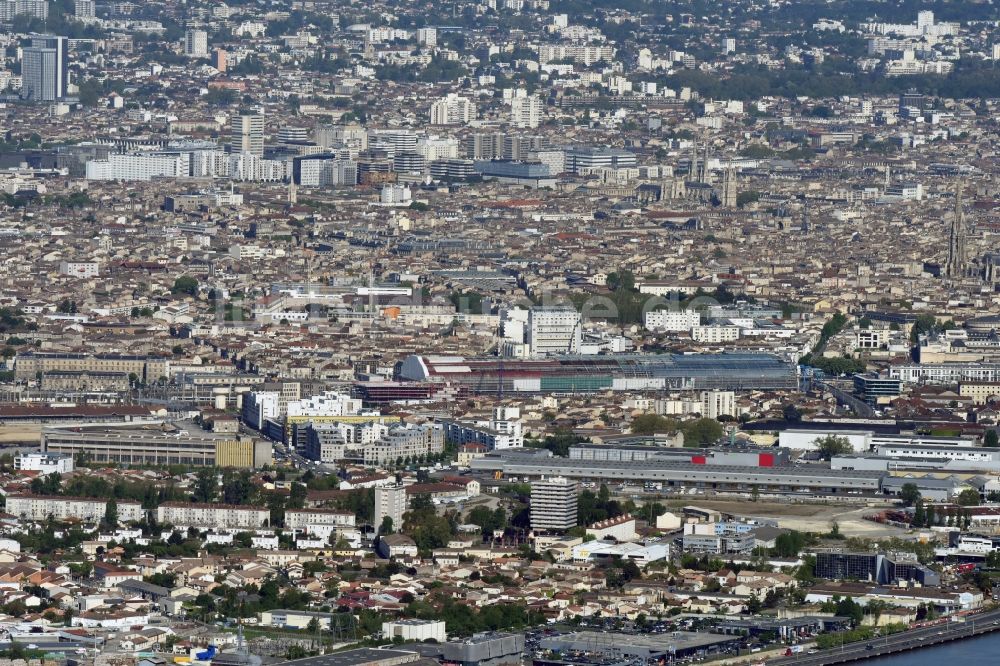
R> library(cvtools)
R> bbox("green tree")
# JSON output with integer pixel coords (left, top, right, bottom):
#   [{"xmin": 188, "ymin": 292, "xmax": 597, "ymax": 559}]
[
  {"xmin": 899, "ymin": 483, "xmax": 921, "ymax": 507},
  {"xmin": 680, "ymin": 418, "xmax": 724, "ymax": 446},
  {"xmin": 379, "ymin": 516, "xmax": 394, "ymax": 535},
  {"xmin": 192, "ymin": 469, "xmax": 218, "ymax": 503},
  {"xmin": 631, "ymin": 413, "xmax": 677, "ymax": 435},
  {"xmin": 171, "ymin": 275, "xmax": 199, "ymax": 296},
  {"xmin": 985, "ymin": 430, "xmax": 999, "ymax": 448},
  {"xmin": 913, "ymin": 499, "xmax": 926, "ymax": 527},
  {"xmin": 814, "ymin": 435, "xmax": 852, "ymax": 460},
  {"xmin": 103, "ymin": 498, "xmax": 118, "ymax": 527},
  {"xmin": 957, "ymin": 488, "xmax": 981, "ymax": 506},
  {"xmin": 606, "ymin": 270, "xmax": 636, "ymax": 292}
]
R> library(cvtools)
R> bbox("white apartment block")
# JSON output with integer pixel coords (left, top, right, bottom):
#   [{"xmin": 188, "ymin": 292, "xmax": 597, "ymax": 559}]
[
  {"xmin": 242, "ymin": 391, "xmax": 280, "ymax": 430},
  {"xmin": 231, "ymin": 113, "xmax": 265, "ymax": 156},
  {"xmin": 285, "ymin": 509, "xmax": 356, "ymax": 531},
  {"xmin": 286, "ymin": 391, "xmax": 362, "ymax": 418},
  {"xmin": 417, "ymin": 136, "xmax": 460, "ymax": 161},
  {"xmin": 59, "ymin": 261, "xmax": 100, "ymax": 279},
  {"xmin": 363, "ymin": 423, "xmax": 444, "ymax": 465},
  {"xmin": 184, "ymin": 30, "xmax": 208, "ymax": 57},
  {"xmin": 443, "ymin": 418, "xmax": 523, "ymax": 450},
  {"xmin": 430, "ymin": 94, "xmax": 474, "ymax": 125},
  {"xmin": 415, "ymin": 27, "xmax": 437, "ymax": 46},
  {"xmin": 156, "ymin": 502, "xmax": 269, "ymax": 529},
  {"xmin": 690, "ymin": 325, "xmax": 741, "ymax": 343},
  {"xmin": 7, "ymin": 494, "xmax": 143, "ymax": 523},
  {"xmin": 295, "ymin": 158, "xmax": 357, "ymax": 187},
  {"xmin": 86, "ymin": 153, "xmax": 190, "ymax": 181},
  {"xmin": 73, "ymin": 0, "xmax": 94, "ymax": 17},
  {"xmin": 537, "ymin": 44, "xmax": 615, "ymax": 65},
  {"xmin": 531, "ymin": 476, "xmax": 578, "ymax": 532},
  {"xmin": 15, "ymin": 452, "xmax": 74, "ymax": 475},
  {"xmin": 527, "ymin": 306, "xmax": 581, "ymax": 356},
  {"xmin": 285, "ymin": 509, "xmax": 358, "ymax": 542},
  {"xmin": 700, "ymin": 390, "xmax": 736, "ymax": 420},
  {"xmin": 228, "ymin": 152, "xmax": 287, "ymax": 182},
  {"xmin": 374, "ymin": 484, "xmax": 406, "ymax": 532},
  {"xmin": 510, "ymin": 93, "xmax": 543, "ymax": 129},
  {"xmin": 644, "ymin": 309, "xmax": 701, "ymax": 332}
]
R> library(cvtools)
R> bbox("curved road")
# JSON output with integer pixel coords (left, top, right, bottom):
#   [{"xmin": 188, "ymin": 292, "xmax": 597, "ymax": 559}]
[
  {"xmin": 768, "ymin": 608, "xmax": 1000, "ymax": 665},
  {"xmin": 817, "ymin": 380, "xmax": 875, "ymax": 419}
]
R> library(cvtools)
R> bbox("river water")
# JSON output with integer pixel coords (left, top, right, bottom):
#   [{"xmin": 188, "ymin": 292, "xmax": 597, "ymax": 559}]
[{"xmin": 856, "ymin": 631, "xmax": 1000, "ymax": 664}]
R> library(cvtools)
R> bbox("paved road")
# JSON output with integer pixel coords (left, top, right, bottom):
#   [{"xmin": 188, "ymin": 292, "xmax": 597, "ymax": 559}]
[
  {"xmin": 817, "ymin": 380, "xmax": 875, "ymax": 419},
  {"xmin": 768, "ymin": 608, "xmax": 1000, "ymax": 665}
]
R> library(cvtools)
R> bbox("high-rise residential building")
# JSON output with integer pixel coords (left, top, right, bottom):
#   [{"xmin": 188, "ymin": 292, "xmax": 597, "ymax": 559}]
[
  {"xmin": 21, "ymin": 35, "xmax": 67, "ymax": 102},
  {"xmin": 699, "ymin": 390, "xmax": 735, "ymax": 420},
  {"xmin": 277, "ymin": 126, "xmax": 310, "ymax": 144},
  {"xmin": 374, "ymin": 484, "xmax": 407, "ymax": 533},
  {"xmin": 463, "ymin": 132, "xmax": 504, "ymax": 159},
  {"xmin": 368, "ymin": 129, "xmax": 418, "ymax": 155},
  {"xmin": 527, "ymin": 305, "xmax": 581, "ymax": 356},
  {"xmin": 211, "ymin": 48, "xmax": 227, "ymax": 72},
  {"xmin": 184, "ymin": 29, "xmax": 208, "ymax": 57},
  {"xmin": 0, "ymin": 0, "xmax": 47, "ymax": 20},
  {"xmin": 429, "ymin": 93, "xmax": 475, "ymax": 125},
  {"xmin": 503, "ymin": 134, "xmax": 547, "ymax": 160},
  {"xmin": 73, "ymin": 0, "xmax": 95, "ymax": 18},
  {"xmin": 530, "ymin": 477, "xmax": 578, "ymax": 532},
  {"xmin": 415, "ymin": 27, "xmax": 437, "ymax": 46},
  {"xmin": 231, "ymin": 112, "xmax": 265, "ymax": 156},
  {"xmin": 510, "ymin": 92, "xmax": 542, "ymax": 129}
]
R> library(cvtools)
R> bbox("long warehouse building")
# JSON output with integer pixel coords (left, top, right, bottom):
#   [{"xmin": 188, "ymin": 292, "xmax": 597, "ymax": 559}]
[
  {"xmin": 470, "ymin": 452, "xmax": 886, "ymax": 494},
  {"xmin": 399, "ymin": 352, "xmax": 797, "ymax": 394},
  {"xmin": 43, "ymin": 425, "xmax": 273, "ymax": 468}
]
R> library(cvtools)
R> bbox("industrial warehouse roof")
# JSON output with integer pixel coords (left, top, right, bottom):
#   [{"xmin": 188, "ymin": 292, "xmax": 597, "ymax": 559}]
[
  {"xmin": 539, "ymin": 630, "xmax": 736, "ymax": 657},
  {"xmin": 470, "ymin": 453, "xmax": 886, "ymax": 487},
  {"xmin": 476, "ymin": 455, "xmax": 884, "ymax": 477},
  {"xmin": 401, "ymin": 352, "xmax": 796, "ymax": 381}
]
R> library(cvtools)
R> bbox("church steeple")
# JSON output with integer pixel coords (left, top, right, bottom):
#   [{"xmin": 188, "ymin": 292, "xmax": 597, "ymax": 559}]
[{"xmin": 946, "ymin": 182, "xmax": 967, "ymax": 278}]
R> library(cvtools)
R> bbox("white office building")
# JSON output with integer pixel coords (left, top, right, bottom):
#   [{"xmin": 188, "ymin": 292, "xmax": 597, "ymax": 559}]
[
  {"xmin": 21, "ymin": 35, "xmax": 66, "ymax": 102},
  {"xmin": 382, "ymin": 619, "xmax": 446, "ymax": 642}
]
